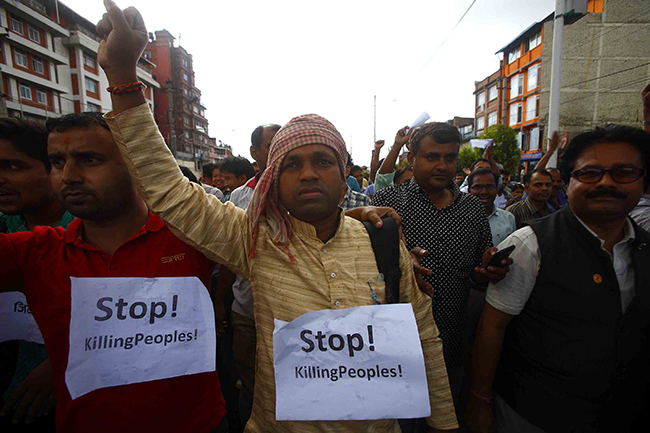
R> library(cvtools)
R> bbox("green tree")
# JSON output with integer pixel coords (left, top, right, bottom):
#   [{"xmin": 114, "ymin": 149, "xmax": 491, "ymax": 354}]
[
  {"xmin": 478, "ymin": 124, "xmax": 521, "ymax": 174},
  {"xmin": 457, "ymin": 144, "xmax": 483, "ymax": 172}
]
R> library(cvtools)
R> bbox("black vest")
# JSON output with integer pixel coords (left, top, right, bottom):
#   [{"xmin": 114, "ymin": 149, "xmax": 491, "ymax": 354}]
[{"xmin": 494, "ymin": 206, "xmax": 650, "ymax": 432}]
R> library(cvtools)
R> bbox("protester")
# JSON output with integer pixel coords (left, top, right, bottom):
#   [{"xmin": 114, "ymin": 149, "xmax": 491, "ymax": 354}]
[
  {"xmin": 508, "ymin": 182, "xmax": 524, "ymax": 204},
  {"xmin": 455, "ymin": 173, "xmax": 465, "ymax": 186},
  {"xmin": 220, "ymin": 156, "xmax": 256, "ymax": 193},
  {"xmin": 468, "ymin": 169, "xmax": 516, "ymax": 247},
  {"xmin": 467, "ymin": 124, "xmax": 650, "ymax": 433},
  {"xmin": 350, "ymin": 165, "xmax": 364, "ymax": 192},
  {"xmin": 504, "ymin": 169, "xmax": 554, "ymax": 229},
  {"xmin": 536, "ymin": 131, "xmax": 569, "ymax": 210},
  {"xmin": 201, "ymin": 162, "xmax": 215, "ymax": 185},
  {"xmin": 0, "ymin": 118, "xmax": 75, "ymax": 431},
  {"xmin": 226, "ymin": 123, "xmax": 280, "ymax": 426},
  {"xmin": 394, "ymin": 166, "xmax": 413, "ymax": 185},
  {"xmin": 369, "ymin": 140, "xmax": 385, "ymax": 184},
  {"xmin": 0, "ymin": 112, "xmax": 227, "ymax": 432},
  {"xmin": 345, "ymin": 155, "xmax": 362, "ymax": 192},
  {"xmin": 213, "ymin": 162, "xmax": 229, "ymax": 199},
  {"xmin": 372, "ymin": 122, "xmax": 510, "ymax": 406},
  {"xmin": 95, "ymin": 4, "xmax": 459, "ymax": 431}
]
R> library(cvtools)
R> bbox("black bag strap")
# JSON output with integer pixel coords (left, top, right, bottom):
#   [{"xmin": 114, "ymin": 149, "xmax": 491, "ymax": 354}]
[{"xmin": 362, "ymin": 217, "xmax": 402, "ymax": 304}]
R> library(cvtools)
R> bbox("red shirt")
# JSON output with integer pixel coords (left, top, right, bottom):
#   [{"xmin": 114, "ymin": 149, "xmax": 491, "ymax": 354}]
[{"xmin": 0, "ymin": 213, "xmax": 225, "ymax": 433}]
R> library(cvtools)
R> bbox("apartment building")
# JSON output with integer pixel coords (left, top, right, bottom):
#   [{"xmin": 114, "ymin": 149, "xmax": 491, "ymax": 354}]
[
  {"xmin": 146, "ymin": 30, "xmax": 222, "ymax": 173},
  {"xmin": 0, "ymin": 0, "xmax": 157, "ymax": 119},
  {"xmin": 446, "ymin": 116, "xmax": 475, "ymax": 141},
  {"xmin": 497, "ymin": 13, "xmax": 552, "ymax": 171},
  {"xmin": 474, "ymin": 70, "xmax": 503, "ymax": 137}
]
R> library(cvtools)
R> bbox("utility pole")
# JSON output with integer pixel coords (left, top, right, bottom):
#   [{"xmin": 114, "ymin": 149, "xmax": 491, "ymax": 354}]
[
  {"xmin": 373, "ymin": 95, "xmax": 376, "ymax": 143},
  {"xmin": 546, "ymin": 0, "xmax": 565, "ymax": 168}
]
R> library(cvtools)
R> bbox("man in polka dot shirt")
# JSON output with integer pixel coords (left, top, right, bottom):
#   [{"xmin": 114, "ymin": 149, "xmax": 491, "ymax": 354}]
[{"xmin": 371, "ymin": 122, "xmax": 511, "ymax": 406}]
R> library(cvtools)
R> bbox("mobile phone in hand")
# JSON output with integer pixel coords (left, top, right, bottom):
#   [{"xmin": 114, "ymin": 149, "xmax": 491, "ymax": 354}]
[{"xmin": 486, "ymin": 245, "xmax": 515, "ymax": 268}]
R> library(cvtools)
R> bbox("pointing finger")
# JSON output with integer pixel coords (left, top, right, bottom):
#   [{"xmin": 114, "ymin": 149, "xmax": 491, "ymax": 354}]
[{"xmin": 103, "ymin": 0, "xmax": 131, "ymax": 34}]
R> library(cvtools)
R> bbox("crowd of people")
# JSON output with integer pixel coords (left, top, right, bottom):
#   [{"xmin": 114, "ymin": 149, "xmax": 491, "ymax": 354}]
[{"xmin": 1, "ymin": 3, "xmax": 649, "ymax": 433}]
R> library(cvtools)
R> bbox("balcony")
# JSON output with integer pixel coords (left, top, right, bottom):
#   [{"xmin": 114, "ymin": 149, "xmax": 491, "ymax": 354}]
[
  {"xmin": 2, "ymin": 0, "xmax": 69, "ymax": 36},
  {"xmin": 504, "ymin": 45, "xmax": 542, "ymax": 77}
]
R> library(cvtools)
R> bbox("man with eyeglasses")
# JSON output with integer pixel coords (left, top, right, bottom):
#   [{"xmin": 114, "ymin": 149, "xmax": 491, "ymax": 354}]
[
  {"xmin": 466, "ymin": 125, "xmax": 650, "ymax": 433},
  {"xmin": 467, "ymin": 168, "xmax": 516, "ymax": 247}
]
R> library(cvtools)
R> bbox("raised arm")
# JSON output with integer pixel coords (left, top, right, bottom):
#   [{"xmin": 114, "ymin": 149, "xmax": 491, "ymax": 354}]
[
  {"xmin": 536, "ymin": 131, "xmax": 565, "ymax": 170},
  {"xmin": 369, "ymin": 140, "xmax": 384, "ymax": 183},
  {"xmin": 378, "ymin": 127, "xmax": 409, "ymax": 175},
  {"xmin": 96, "ymin": 2, "xmax": 251, "ymax": 277}
]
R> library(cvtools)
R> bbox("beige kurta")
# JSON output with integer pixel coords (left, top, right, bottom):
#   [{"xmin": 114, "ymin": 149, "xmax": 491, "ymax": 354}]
[{"xmin": 105, "ymin": 104, "xmax": 458, "ymax": 432}]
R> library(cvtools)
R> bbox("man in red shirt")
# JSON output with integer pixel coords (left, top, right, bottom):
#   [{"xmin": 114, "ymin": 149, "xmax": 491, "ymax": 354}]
[{"xmin": 0, "ymin": 113, "xmax": 226, "ymax": 432}]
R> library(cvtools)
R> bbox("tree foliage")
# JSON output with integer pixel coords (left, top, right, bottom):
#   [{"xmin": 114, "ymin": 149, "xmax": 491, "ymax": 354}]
[
  {"xmin": 457, "ymin": 145, "xmax": 483, "ymax": 172},
  {"xmin": 478, "ymin": 124, "xmax": 521, "ymax": 173}
]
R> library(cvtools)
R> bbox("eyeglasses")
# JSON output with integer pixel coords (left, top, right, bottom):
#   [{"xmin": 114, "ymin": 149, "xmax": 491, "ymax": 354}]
[
  {"xmin": 469, "ymin": 184, "xmax": 497, "ymax": 191},
  {"xmin": 571, "ymin": 167, "xmax": 645, "ymax": 184}
]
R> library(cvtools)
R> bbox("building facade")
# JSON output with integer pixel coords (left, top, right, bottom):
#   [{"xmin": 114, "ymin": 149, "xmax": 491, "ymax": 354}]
[
  {"xmin": 474, "ymin": 70, "xmax": 503, "ymax": 138},
  {"xmin": 497, "ymin": 13, "xmax": 551, "ymax": 171},
  {"xmin": 146, "ymin": 30, "xmax": 223, "ymax": 174},
  {"xmin": 538, "ymin": 0, "xmax": 648, "ymax": 145},
  {"xmin": 446, "ymin": 116, "xmax": 475, "ymax": 141},
  {"xmin": 0, "ymin": 0, "xmax": 158, "ymax": 120}
]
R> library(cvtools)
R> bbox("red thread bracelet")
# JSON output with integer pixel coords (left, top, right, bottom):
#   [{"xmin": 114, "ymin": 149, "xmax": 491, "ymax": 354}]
[{"xmin": 107, "ymin": 81, "xmax": 147, "ymax": 95}]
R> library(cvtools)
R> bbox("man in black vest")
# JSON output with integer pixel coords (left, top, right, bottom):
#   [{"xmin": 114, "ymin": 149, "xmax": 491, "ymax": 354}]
[{"xmin": 466, "ymin": 125, "xmax": 650, "ymax": 433}]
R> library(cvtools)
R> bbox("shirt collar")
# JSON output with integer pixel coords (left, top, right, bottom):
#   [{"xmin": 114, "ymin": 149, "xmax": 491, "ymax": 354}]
[
  {"xmin": 410, "ymin": 178, "xmax": 461, "ymax": 203},
  {"xmin": 65, "ymin": 211, "xmax": 165, "ymax": 245},
  {"xmin": 573, "ymin": 212, "xmax": 636, "ymax": 249},
  {"xmin": 523, "ymin": 197, "xmax": 552, "ymax": 215},
  {"xmin": 289, "ymin": 208, "xmax": 346, "ymax": 242},
  {"xmin": 2, "ymin": 211, "xmax": 75, "ymax": 233}
]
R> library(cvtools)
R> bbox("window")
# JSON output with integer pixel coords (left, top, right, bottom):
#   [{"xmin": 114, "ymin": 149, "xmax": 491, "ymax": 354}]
[
  {"xmin": 19, "ymin": 84, "xmax": 32, "ymax": 100},
  {"xmin": 85, "ymin": 77, "xmax": 98, "ymax": 94},
  {"xmin": 488, "ymin": 111, "xmax": 498, "ymax": 126},
  {"xmin": 509, "ymin": 103, "xmax": 523, "ymax": 125},
  {"xmin": 508, "ymin": 47, "xmax": 521, "ymax": 64},
  {"xmin": 183, "ymin": 88, "xmax": 189, "ymax": 96},
  {"xmin": 10, "ymin": 17, "xmax": 23, "ymax": 34},
  {"xmin": 526, "ymin": 95, "xmax": 539, "ymax": 121},
  {"xmin": 476, "ymin": 92, "xmax": 486, "ymax": 111},
  {"xmin": 32, "ymin": 57, "xmax": 44, "ymax": 74},
  {"xmin": 488, "ymin": 85, "xmax": 498, "ymax": 101},
  {"xmin": 87, "ymin": 103, "xmax": 101, "ymax": 112},
  {"xmin": 185, "ymin": 131, "xmax": 190, "ymax": 139},
  {"xmin": 83, "ymin": 52, "xmax": 96, "ymax": 69},
  {"xmin": 182, "ymin": 58, "xmax": 189, "ymax": 68},
  {"xmin": 184, "ymin": 116, "xmax": 190, "ymax": 126},
  {"xmin": 510, "ymin": 75, "xmax": 523, "ymax": 99},
  {"xmin": 28, "ymin": 26, "xmax": 40, "ymax": 43},
  {"xmin": 527, "ymin": 64, "xmax": 539, "ymax": 91},
  {"xmin": 477, "ymin": 116, "xmax": 485, "ymax": 131},
  {"xmin": 183, "ymin": 73, "xmax": 188, "ymax": 82},
  {"xmin": 528, "ymin": 32, "xmax": 542, "ymax": 51},
  {"xmin": 14, "ymin": 49, "xmax": 28, "ymax": 68},
  {"xmin": 193, "ymin": 105, "xmax": 199, "ymax": 114},
  {"xmin": 36, "ymin": 89, "xmax": 47, "ymax": 104}
]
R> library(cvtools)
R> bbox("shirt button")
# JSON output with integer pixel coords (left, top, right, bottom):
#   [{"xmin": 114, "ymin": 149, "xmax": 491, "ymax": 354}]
[
  {"xmin": 322, "ymin": 248, "xmax": 328, "ymax": 253},
  {"xmin": 330, "ymin": 272, "xmax": 336, "ymax": 278},
  {"xmin": 335, "ymin": 301, "xmax": 341, "ymax": 307}
]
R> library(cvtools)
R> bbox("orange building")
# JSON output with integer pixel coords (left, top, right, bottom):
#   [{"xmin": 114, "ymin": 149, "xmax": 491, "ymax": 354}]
[{"xmin": 497, "ymin": 13, "xmax": 553, "ymax": 172}]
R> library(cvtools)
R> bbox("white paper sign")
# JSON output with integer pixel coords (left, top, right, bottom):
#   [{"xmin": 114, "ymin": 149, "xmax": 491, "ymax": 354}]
[
  {"xmin": 410, "ymin": 111, "xmax": 431, "ymax": 129},
  {"xmin": 469, "ymin": 138, "xmax": 493, "ymax": 149},
  {"xmin": 66, "ymin": 277, "xmax": 216, "ymax": 400},
  {"xmin": 0, "ymin": 292, "xmax": 44, "ymax": 344},
  {"xmin": 273, "ymin": 304, "xmax": 430, "ymax": 421}
]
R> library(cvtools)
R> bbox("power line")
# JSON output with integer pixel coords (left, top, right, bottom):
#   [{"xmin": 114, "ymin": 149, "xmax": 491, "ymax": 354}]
[
  {"xmin": 559, "ymin": 75, "xmax": 648, "ymax": 107},
  {"xmin": 394, "ymin": 0, "xmax": 478, "ymax": 102},
  {"xmin": 561, "ymin": 61, "xmax": 650, "ymax": 89}
]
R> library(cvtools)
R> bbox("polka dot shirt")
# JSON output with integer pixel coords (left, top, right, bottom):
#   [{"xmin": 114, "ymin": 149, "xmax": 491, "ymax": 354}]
[{"xmin": 372, "ymin": 179, "xmax": 493, "ymax": 368}]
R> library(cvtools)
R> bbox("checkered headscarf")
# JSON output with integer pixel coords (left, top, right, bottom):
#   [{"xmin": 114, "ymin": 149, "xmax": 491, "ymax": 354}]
[{"xmin": 246, "ymin": 114, "xmax": 347, "ymax": 259}]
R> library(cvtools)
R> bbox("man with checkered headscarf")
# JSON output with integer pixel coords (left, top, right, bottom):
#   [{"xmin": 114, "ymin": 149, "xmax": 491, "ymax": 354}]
[{"xmin": 106, "ymin": 95, "xmax": 458, "ymax": 430}]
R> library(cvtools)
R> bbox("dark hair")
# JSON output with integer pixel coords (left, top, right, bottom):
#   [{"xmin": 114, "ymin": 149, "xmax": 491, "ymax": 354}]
[
  {"xmin": 346, "ymin": 153, "xmax": 353, "ymax": 167},
  {"xmin": 523, "ymin": 168, "xmax": 552, "ymax": 186},
  {"xmin": 467, "ymin": 167, "xmax": 498, "ymax": 188},
  {"xmin": 501, "ymin": 169, "xmax": 510, "ymax": 176},
  {"xmin": 560, "ymin": 125, "xmax": 650, "ymax": 185},
  {"xmin": 219, "ymin": 156, "xmax": 255, "ymax": 180},
  {"xmin": 179, "ymin": 166, "xmax": 199, "ymax": 184},
  {"xmin": 251, "ymin": 124, "xmax": 281, "ymax": 149},
  {"xmin": 394, "ymin": 166, "xmax": 413, "ymax": 184},
  {"xmin": 201, "ymin": 163, "xmax": 215, "ymax": 179},
  {"xmin": 510, "ymin": 182, "xmax": 524, "ymax": 192},
  {"xmin": 0, "ymin": 117, "xmax": 49, "ymax": 170},
  {"xmin": 351, "ymin": 165, "xmax": 362, "ymax": 174},
  {"xmin": 46, "ymin": 112, "xmax": 110, "ymax": 133},
  {"xmin": 470, "ymin": 158, "xmax": 491, "ymax": 172},
  {"xmin": 410, "ymin": 122, "xmax": 461, "ymax": 156}
]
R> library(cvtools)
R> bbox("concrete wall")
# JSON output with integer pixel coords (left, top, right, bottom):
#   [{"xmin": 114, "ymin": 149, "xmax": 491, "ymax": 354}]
[{"xmin": 539, "ymin": 0, "xmax": 650, "ymax": 141}]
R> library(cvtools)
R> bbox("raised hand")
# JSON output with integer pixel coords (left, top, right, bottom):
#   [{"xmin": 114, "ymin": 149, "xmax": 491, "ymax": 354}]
[
  {"xmin": 96, "ymin": 0, "xmax": 148, "ymax": 84},
  {"xmin": 374, "ymin": 140, "xmax": 385, "ymax": 151},
  {"xmin": 394, "ymin": 126, "xmax": 411, "ymax": 149}
]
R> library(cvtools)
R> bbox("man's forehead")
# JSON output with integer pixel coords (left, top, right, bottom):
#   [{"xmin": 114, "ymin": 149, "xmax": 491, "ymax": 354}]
[
  {"xmin": 473, "ymin": 173, "xmax": 496, "ymax": 185},
  {"xmin": 531, "ymin": 173, "xmax": 552, "ymax": 183},
  {"xmin": 576, "ymin": 141, "xmax": 643, "ymax": 166},
  {"xmin": 284, "ymin": 143, "xmax": 337, "ymax": 158},
  {"xmin": 0, "ymin": 138, "xmax": 28, "ymax": 159},
  {"xmin": 47, "ymin": 127, "xmax": 115, "ymax": 153}
]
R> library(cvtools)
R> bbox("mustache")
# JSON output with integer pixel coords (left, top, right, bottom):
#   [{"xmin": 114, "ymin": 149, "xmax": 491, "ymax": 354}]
[
  {"xmin": 585, "ymin": 188, "xmax": 627, "ymax": 199},
  {"xmin": 60, "ymin": 185, "xmax": 95, "ymax": 196}
]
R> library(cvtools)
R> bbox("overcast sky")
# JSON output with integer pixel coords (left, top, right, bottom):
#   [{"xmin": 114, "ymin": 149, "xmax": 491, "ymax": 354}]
[{"xmin": 63, "ymin": 0, "xmax": 555, "ymax": 166}]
